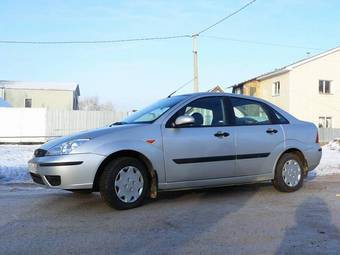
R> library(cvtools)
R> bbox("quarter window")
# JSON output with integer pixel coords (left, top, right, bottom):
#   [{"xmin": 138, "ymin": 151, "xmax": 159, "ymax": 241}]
[
  {"xmin": 274, "ymin": 111, "xmax": 289, "ymax": 124},
  {"xmin": 230, "ymin": 97, "xmax": 272, "ymax": 125},
  {"xmin": 319, "ymin": 80, "xmax": 331, "ymax": 94}
]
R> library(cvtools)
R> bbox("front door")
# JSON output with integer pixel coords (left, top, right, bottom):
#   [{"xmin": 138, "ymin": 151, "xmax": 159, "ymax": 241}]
[{"xmin": 162, "ymin": 96, "xmax": 236, "ymax": 183}]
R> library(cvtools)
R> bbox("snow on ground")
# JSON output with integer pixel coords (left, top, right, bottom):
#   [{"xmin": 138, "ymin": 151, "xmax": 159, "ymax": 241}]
[
  {"xmin": 0, "ymin": 144, "xmax": 38, "ymax": 183},
  {"xmin": 310, "ymin": 148, "xmax": 340, "ymax": 176},
  {"xmin": 310, "ymin": 139, "xmax": 340, "ymax": 177},
  {"xmin": 328, "ymin": 138, "xmax": 340, "ymax": 151},
  {"xmin": 0, "ymin": 142, "xmax": 339, "ymax": 184}
]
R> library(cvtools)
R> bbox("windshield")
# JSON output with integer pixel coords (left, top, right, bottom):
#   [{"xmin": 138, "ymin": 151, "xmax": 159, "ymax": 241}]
[{"xmin": 112, "ymin": 95, "xmax": 188, "ymax": 125}]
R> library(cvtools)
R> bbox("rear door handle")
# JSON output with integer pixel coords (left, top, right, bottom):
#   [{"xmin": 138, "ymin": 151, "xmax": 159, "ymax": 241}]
[
  {"xmin": 214, "ymin": 131, "xmax": 230, "ymax": 138},
  {"xmin": 266, "ymin": 128, "xmax": 278, "ymax": 134}
]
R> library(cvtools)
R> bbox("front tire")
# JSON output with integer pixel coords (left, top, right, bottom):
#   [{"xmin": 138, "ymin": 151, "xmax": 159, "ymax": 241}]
[
  {"xmin": 99, "ymin": 157, "xmax": 149, "ymax": 210},
  {"xmin": 273, "ymin": 153, "xmax": 304, "ymax": 192}
]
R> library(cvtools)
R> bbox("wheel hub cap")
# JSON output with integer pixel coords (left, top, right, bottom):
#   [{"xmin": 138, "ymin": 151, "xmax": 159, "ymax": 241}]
[
  {"xmin": 282, "ymin": 159, "xmax": 301, "ymax": 187},
  {"xmin": 114, "ymin": 166, "xmax": 144, "ymax": 203}
]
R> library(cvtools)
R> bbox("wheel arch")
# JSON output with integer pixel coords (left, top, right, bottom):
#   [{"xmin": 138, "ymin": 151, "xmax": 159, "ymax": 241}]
[
  {"xmin": 92, "ymin": 150, "xmax": 158, "ymax": 198},
  {"xmin": 275, "ymin": 148, "xmax": 308, "ymax": 175}
]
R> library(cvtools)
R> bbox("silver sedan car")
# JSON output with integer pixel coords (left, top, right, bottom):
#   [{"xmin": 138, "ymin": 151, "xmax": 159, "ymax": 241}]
[{"xmin": 28, "ymin": 93, "xmax": 322, "ymax": 209}]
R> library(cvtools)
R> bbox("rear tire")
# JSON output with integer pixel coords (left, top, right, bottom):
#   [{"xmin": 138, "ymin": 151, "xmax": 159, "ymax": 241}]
[
  {"xmin": 273, "ymin": 153, "xmax": 304, "ymax": 192},
  {"xmin": 99, "ymin": 157, "xmax": 149, "ymax": 210}
]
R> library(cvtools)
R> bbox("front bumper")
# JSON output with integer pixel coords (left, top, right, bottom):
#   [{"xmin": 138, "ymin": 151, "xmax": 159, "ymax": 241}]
[{"xmin": 28, "ymin": 153, "xmax": 106, "ymax": 190}]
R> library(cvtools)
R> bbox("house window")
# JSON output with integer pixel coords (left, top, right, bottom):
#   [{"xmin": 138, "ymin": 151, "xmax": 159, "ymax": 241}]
[
  {"xmin": 25, "ymin": 98, "xmax": 32, "ymax": 108},
  {"xmin": 233, "ymin": 87, "xmax": 243, "ymax": 95},
  {"xmin": 318, "ymin": 116, "xmax": 332, "ymax": 128},
  {"xmin": 249, "ymin": 87, "xmax": 256, "ymax": 96},
  {"xmin": 272, "ymin": 81, "xmax": 280, "ymax": 96},
  {"xmin": 319, "ymin": 80, "xmax": 331, "ymax": 94}
]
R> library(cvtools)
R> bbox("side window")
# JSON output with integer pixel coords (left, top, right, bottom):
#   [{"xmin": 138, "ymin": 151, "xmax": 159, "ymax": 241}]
[
  {"xmin": 230, "ymin": 97, "xmax": 272, "ymax": 125},
  {"xmin": 169, "ymin": 97, "xmax": 226, "ymax": 127}
]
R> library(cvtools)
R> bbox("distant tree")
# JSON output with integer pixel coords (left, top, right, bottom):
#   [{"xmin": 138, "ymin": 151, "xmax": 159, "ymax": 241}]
[
  {"xmin": 79, "ymin": 97, "xmax": 114, "ymax": 111},
  {"xmin": 100, "ymin": 101, "xmax": 114, "ymax": 111}
]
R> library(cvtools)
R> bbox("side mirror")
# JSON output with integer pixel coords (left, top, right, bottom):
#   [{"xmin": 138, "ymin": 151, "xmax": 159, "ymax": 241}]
[{"xmin": 174, "ymin": 115, "xmax": 195, "ymax": 127}]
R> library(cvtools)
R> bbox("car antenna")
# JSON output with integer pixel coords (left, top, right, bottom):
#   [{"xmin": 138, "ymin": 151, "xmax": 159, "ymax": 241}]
[{"xmin": 167, "ymin": 79, "xmax": 194, "ymax": 98}]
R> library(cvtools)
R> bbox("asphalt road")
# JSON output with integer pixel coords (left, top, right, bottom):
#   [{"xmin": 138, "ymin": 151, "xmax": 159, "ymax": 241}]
[{"xmin": 1, "ymin": 176, "xmax": 340, "ymax": 255}]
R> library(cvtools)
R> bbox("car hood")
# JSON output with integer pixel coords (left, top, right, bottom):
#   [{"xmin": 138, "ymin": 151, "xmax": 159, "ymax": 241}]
[{"xmin": 40, "ymin": 124, "xmax": 147, "ymax": 151}]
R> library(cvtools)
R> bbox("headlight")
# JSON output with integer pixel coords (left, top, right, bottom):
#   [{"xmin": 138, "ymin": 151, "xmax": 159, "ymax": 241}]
[{"xmin": 46, "ymin": 138, "xmax": 90, "ymax": 156}]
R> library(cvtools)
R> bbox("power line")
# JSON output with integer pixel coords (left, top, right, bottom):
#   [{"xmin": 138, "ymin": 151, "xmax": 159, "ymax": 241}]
[
  {"xmin": 200, "ymin": 35, "xmax": 325, "ymax": 51},
  {"xmin": 0, "ymin": 1, "xmax": 257, "ymax": 44},
  {"xmin": 197, "ymin": 0, "xmax": 257, "ymax": 35},
  {"xmin": 0, "ymin": 35, "xmax": 191, "ymax": 45},
  {"xmin": 189, "ymin": 0, "xmax": 257, "ymax": 92}
]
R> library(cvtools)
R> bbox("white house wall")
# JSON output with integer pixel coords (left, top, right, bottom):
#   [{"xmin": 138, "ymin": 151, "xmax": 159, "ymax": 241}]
[{"xmin": 289, "ymin": 49, "xmax": 340, "ymax": 127}]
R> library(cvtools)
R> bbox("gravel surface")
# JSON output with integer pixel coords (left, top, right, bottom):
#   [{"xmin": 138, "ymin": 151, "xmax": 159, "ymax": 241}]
[{"xmin": 1, "ymin": 176, "xmax": 340, "ymax": 255}]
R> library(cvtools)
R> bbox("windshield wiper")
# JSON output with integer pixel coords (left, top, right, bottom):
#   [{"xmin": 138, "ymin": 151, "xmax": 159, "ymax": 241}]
[{"xmin": 110, "ymin": 121, "xmax": 128, "ymax": 126}]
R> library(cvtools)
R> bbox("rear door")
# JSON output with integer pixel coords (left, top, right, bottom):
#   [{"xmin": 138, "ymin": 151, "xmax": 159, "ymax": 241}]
[
  {"xmin": 162, "ymin": 96, "xmax": 237, "ymax": 182},
  {"xmin": 228, "ymin": 97, "xmax": 285, "ymax": 176}
]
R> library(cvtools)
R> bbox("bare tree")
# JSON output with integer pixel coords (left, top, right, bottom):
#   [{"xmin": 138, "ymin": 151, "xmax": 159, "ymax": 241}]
[
  {"xmin": 79, "ymin": 97, "xmax": 114, "ymax": 111},
  {"xmin": 100, "ymin": 101, "xmax": 114, "ymax": 111}
]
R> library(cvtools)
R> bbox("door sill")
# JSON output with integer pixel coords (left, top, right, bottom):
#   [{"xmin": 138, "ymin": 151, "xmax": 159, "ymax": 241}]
[{"xmin": 158, "ymin": 173, "xmax": 273, "ymax": 191}]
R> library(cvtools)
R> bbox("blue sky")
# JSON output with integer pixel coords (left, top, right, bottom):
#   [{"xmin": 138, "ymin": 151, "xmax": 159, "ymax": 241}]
[{"xmin": 1, "ymin": 0, "xmax": 340, "ymax": 109}]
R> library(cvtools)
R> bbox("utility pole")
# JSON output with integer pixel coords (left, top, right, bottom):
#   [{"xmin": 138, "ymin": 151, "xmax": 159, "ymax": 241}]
[{"xmin": 192, "ymin": 34, "xmax": 199, "ymax": 92}]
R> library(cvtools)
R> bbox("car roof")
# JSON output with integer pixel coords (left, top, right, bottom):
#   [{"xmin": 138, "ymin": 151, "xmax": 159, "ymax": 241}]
[{"xmin": 178, "ymin": 92, "xmax": 265, "ymax": 101}]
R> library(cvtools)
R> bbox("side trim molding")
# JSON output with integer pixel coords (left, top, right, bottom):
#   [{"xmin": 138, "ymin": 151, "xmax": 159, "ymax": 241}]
[
  {"xmin": 39, "ymin": 161, "xmax": 83, "ymax": 167},
  {"xmin": 173, "ymin": 153, "xmax": 270, "ymax": 164},
  {"xmin": 237, "ymin": 153, "xmax": 270, "ymax": 160}
]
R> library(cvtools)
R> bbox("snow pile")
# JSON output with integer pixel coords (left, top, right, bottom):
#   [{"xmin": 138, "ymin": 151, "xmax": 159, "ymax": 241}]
[
  {"xmin": 309, "ymin": 143, "xmax": 340, "ymax": 177},
  {"xmin": 0, "ymin": 144, "xmax": 38, "ymax": 183},
  {"xmin": 327, "ymin": 138, "xmax": 340, "ymax": 151}
]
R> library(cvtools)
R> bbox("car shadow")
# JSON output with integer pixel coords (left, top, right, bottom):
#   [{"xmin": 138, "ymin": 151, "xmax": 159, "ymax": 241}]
[
  {"xmin": 275, "ymin": 196, "xmax": 340, "ymax": 255},
  {"xmin": 155, "ymin": 181, "xmax": 271, "ymax": 201},
  {"xmin": 121, "ymin": 182, "xmax": 271, "ymax": 254}
]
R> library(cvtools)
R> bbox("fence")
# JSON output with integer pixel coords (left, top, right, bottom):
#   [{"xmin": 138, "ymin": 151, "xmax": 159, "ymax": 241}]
[
  {"xmin": 46, "ymin": 110, "xmax": 127, "ymax": 137},
  {"xmin": 318, "ymin": 128, "xmax": 340, "ymax": 144},
  {"xmin": 0, "ymin": 108, "xmax": 127, "ymax": 143}
]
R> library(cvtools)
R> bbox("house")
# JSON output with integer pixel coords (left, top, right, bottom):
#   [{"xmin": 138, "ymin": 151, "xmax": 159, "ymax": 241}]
[
  {"xmin": 0, "ymin": 97, "xmax": 11, "ymax": 107},
  {"xmin": 232, "ymin": 47, "xmax": 340, "ymax": 128},
  {"xmin": 208, "ymin": 85, "xmax": 224, "ymax": 93},
  {"xmin": 0, "ymin": 80, "xmax": 80, "ymax": 110}
]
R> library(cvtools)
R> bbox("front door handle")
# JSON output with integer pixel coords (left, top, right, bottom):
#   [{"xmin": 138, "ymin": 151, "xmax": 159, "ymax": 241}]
[
  {"xmin": 214, "ymin": 131, "xmax": 230, "ymax": 138},
  {"xmin": 266, "ymin": 128, "xmax": 278, "ymax": 134}
]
